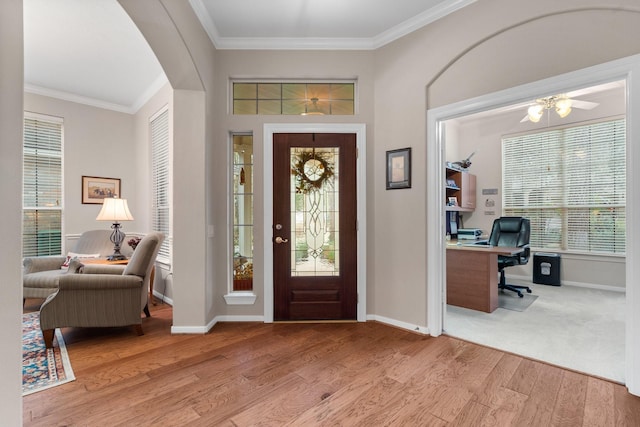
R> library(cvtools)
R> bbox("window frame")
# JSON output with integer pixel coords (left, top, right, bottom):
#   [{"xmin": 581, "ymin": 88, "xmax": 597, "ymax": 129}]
[
  {"xmin": 23, "ymin": 112, "xmax": 64, "ymax": 257},
  {"xmin": 230, "ymin": 132, "xmax": 254, "ymax": 293},
  {"xmin": 230, "ymin": 79, "xmax": 357, "ymax": 116},
  {"xmin": 150, "ymin": 105, "xmax": 172, "ymax": 265},
  {"xmin": 502, "ymin": 116, "xmax": 626, "ymax": 255}
]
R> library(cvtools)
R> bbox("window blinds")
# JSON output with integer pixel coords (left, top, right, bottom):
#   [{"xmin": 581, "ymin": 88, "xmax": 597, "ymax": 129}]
[
  {"xmin": 151, "ymin": 108, "xmax": 171, "ymax": 263},
  {"xmin": 23, "ymin": 115, "xmax": 63, "ymax": 257},
  {"xmin": 503, "ymin": 118, "xmax": 625, "ymax": 254}
]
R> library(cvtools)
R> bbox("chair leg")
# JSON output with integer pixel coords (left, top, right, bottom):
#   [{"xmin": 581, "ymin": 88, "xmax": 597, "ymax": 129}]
[
  {"xmin": 134, "ymin": 324, "xmax": 144, "ymax": 336},
  {"xmin": 498, "ymin": 270, "xmax": 532, "ymax": 298},
  {"xmin": 143, "ymin": 303, "xmax": 151, "ymax": 318},
  {"xmin": 42, "ymin": 329, "xmax": 55, "ymax": 348}
]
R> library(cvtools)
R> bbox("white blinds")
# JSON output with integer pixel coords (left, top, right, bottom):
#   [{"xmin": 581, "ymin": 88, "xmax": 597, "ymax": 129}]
[
  {"xmin": 151, "ymin": 107, "xmax": 171, "ymax": 263},
  {"xmin": 23, "ymin": 115, "xmax": 63, "ymax": 257},
  {"xmin": 503, "ymin": 118, "xmax": 626, "ymax": 254}
]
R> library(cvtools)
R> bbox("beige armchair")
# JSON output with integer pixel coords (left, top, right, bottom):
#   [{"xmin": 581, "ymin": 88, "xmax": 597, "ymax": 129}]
[
  {"xmin": 23, "ymin": 229, "xmax": 130, "ymax": 301},
  {"xmin": 40, "ymin": 232, "xmax": 164, "ymax": 348}
]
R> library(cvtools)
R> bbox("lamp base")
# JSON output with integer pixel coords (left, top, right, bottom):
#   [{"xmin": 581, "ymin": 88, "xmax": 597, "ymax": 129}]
[{"xmin": 107, "ymin": 253, "xmax": 128, "ymax": 261}]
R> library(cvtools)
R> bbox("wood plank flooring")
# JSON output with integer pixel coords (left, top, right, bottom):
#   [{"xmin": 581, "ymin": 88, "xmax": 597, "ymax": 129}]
[{"xmin": 23, "ymin": 299, "xmax": 640, "ymax": 426}]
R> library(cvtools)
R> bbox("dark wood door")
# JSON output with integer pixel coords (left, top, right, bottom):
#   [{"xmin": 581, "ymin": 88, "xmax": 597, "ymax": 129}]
[{"xmin": 273, "ymin": 133, "xmax": 357, "ymax": 320}]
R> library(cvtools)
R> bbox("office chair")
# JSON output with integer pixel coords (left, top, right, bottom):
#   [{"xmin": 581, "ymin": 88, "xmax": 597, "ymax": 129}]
[{"xmin": 488, "ymin": 217, "xmax": 532, "ymax": 298}]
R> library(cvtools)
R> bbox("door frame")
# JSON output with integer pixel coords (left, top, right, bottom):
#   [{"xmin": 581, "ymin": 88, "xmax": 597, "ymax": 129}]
[
  {"xmin": 426, "ymin": 53, "xmax": 640, "ymax": 396},
  {"xmin": 263, "ymin": 123, "xmax": 367, "ymax": 323}
]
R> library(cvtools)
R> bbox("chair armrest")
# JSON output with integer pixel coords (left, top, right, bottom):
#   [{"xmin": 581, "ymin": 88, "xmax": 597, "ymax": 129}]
[
  {"xmin": 23, "ymin": 256, "xmax": 66, "ymax": 274},
  {"xmin": 81, "ymin": 264, "xmax": 127, "ymax": 275},
  {"xmin": 518, "ymin": 245, "xmax": 531, "ymax": 264},
  {"xmin": 58, "ymin": 273, "xmax": 143, "ymax": 291}
]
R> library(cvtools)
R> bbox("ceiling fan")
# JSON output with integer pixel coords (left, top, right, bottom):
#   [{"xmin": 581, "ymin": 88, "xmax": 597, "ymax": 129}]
[{"xmin": 520, "ymin": 94, "xmax": 599, "ymax": 123}]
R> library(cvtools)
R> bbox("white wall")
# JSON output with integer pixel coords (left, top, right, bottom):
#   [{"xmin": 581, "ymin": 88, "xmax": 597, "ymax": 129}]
[{"xmin": 446, "ymin": 84, "xmax": 626, "ymax": 288}]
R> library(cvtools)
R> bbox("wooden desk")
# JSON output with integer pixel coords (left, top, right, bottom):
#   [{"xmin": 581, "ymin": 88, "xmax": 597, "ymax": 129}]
[{"xmin": 446, "ymin": 242, "xmax": 524, "ymax": 313}]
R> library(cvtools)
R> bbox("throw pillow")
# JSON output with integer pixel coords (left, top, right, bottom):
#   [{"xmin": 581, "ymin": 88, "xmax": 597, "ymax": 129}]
[{"xmin": 60, "ymin": 252, "xmax": 101, "ymax": 270}]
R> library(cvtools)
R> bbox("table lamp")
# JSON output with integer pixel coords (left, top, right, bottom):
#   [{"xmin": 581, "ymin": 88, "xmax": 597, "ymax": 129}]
[{"xmin": 96, "ymin": 197, "xmax": 134, "ymax": 260}]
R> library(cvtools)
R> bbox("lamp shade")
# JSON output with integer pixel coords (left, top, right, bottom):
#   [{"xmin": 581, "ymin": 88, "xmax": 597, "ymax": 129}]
[{"xmin": 96, "ymin": 197, "xmax": 134, "ymax": 221}]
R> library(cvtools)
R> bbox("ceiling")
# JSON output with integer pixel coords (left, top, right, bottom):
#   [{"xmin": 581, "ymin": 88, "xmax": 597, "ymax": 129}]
[{"xmin": 23, "ymin": 0, "xmax": 475, "ymax": 113}]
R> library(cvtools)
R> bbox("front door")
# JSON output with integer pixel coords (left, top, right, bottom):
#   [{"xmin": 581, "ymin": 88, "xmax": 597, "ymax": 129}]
[{"xmin": 273, "ymin": 133, "xmax": 357, "ymax": 320}]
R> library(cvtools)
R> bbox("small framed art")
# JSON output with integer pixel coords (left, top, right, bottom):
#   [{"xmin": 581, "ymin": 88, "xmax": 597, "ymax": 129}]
[
  {"xmin": 386, "ymin": 147, "xmax": 412, "ymax": 190},
  {"xmin": 82, "ymin": 176, "xmax": 121, "ymax": 204}
]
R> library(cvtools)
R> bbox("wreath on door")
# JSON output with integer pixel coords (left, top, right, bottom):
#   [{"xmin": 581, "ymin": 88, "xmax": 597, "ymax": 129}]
[{"xmin": 291, "ymin": 150, "xmax": 334, "ymax": 194}]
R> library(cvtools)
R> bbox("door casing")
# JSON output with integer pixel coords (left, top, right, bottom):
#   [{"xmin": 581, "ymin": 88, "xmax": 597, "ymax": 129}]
[{"xmin": 263, "ymin": 123, "xmax": 367, "ymax": 323}]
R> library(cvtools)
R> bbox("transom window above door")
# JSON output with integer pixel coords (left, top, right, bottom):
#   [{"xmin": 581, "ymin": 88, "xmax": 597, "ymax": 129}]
[{"xmin": 232, "ymin": 81, "xmax": 355, "ymax": 115}]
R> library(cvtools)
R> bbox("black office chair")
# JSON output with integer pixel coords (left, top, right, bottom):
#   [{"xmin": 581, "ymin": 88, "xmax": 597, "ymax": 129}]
[{"xmin": 488, "ymin": 216, "xmax": 532, "ymax": 298}]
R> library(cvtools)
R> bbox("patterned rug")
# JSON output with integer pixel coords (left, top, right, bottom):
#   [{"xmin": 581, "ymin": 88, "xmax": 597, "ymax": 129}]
[{"xmin": 22, "ymin": 311, "xmax": 75, "ymax": 396}]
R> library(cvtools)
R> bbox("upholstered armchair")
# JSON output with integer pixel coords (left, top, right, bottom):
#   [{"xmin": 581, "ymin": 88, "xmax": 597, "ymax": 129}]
[
  {"xmin": 23, "ymin": 229, "xmax": 129, "ymax": 301},
  {"xmin": 40, "ymin": 232, "xmax": 164, "ymax": 348}
]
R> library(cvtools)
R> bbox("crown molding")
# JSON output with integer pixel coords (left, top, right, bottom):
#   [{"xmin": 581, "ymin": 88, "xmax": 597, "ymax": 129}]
[
  {"xmin": 190, "ymin": 0, "xmax": 476, "ymax": 51},
  {"xmin": 24, "ymin": 84, "xmax": 135, "ymax": 114},
  {"xmin": 24, "ymin": 72, "xmax": 168, "ymax": 115}
]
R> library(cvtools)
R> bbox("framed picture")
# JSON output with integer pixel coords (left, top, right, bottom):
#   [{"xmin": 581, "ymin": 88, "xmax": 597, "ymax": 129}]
[
  {"xmin": 448, "ymin": 196, "xmax": 459, "ymax": 206},
  {"xmin": 82, "ymin": 176, "xmax": 121, "ymax": 204},
  {"xmin": 386, "ymin": 147, "xmax": 412, "ymax": 190}
]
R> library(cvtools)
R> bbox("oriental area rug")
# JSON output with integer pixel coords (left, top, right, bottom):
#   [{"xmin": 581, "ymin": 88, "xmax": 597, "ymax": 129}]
[{"xmin": 22, "ymin": 311, "xmax": 75, "ymax": 396}]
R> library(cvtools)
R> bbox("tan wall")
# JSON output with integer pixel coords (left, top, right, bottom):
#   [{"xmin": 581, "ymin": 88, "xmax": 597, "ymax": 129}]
[
  {"xmin": 372, "ymin": 0, "xmax": 640, "ymax": 326},
  {"xmin": 212, "ymin": 49, "xmax": 376, "ymax": 317},
  {"xmin": 24, "ymin": 93, "xmax": 139, "ymax": 241},
  {"xmin": 120, "ymin": 0, "xmax": 215, "ymax": 329},
  {"xmin": 0, "ymin": 0, "xmax": 24, "ymax": 422}
]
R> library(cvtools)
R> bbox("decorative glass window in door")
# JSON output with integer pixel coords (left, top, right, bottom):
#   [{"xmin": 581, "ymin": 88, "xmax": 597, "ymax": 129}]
[
  {"xmin": 233, "ymin": 134, "xmax": 254, "ymax": 290},
  {"xmin": 290, "ymin": 147, "xmax": 339, "ymax": 276}
]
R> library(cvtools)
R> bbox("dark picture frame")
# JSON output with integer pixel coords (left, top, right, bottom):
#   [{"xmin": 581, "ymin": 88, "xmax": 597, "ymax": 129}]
[
  {"xmin": 386, "ymin": 147, "xmax": 412, "ymax": 190},
  {"xmin": 82, "ymin": 176, "xmax": 121, "ymax": 204}
]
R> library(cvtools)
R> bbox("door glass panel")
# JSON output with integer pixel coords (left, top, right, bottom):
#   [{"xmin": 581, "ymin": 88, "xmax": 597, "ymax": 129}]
[
  {"xmin": 233, "ymin": 134, "xmax": 253, "ymax": 291},
  {"xmin": 290, "ymin": 147, "xmax": 340, "ymax": 276}
]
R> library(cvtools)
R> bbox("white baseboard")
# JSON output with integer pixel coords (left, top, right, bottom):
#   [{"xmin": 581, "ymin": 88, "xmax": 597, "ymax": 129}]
[
  {"xmin": 152, "ymin": 291, "xmax": 173, "ymax": 305},
  {"xmin": 170, "ymin": 325, "xmax": 209, "ymax": 334},
  {"xmin": 170, "ymin": 315, "xmax": 264, "ymax": 334},
  {"xmin": 169, "ymin": 313, "xmax": 427, "ymax": 335},
  {"xmin": 214, "ymin": 315, "xmax": 264, "ymax": 323},
  {"xmin": 507, "ymin": 274, "xmax": 626, "ymax": 293},
  {"xmin": 366, "ymin": 314, "xmax": 429, "ymax": 335}
]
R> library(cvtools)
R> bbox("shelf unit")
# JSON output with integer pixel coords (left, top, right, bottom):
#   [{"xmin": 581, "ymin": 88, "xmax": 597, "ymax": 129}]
[{"xmin": 446, "ymin": 167, "xmax": 476, "ymax": 212}]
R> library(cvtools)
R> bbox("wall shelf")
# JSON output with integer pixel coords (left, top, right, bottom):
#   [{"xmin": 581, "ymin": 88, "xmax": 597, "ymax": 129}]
[{"xmin": 446, "ymin": 167, "xmax": 476, "ymax": 212}]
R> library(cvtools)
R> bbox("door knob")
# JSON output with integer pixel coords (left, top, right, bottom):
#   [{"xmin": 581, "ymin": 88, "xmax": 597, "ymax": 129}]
[{"xmin": 274, "ymin": 236, "xmax": 289, "ymax": 244}]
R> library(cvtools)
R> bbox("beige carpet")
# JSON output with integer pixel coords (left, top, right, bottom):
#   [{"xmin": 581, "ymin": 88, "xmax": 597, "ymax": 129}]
[{"xmin": 445, "ymin": 282, "xmax": 625, "ymax": 383}]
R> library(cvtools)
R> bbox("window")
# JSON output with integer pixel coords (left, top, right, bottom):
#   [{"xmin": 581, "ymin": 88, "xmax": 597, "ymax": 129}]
[
  {"xmin": 232, "ymin": 134, "xmax": 253, "ymax": 291},
  {"xmin": 233, "ymin": 82, "xmax": 355, "ymax": 115},
  {"xmin": 151, "ymin": 107, "xmax": 171, "ymax": 263},
  {"xmin": 23, "ymin": 113, "xmax": 63, "ymax": 257},
  {"xmin": 503, "ymin": 118, "xmax": 625, "ymax": 254}
]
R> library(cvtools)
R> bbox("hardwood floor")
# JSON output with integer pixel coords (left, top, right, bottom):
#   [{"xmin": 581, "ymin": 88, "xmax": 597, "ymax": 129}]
[{"xmin": 23, "ymin": 300, "xmax": 640, "ymax": 426}]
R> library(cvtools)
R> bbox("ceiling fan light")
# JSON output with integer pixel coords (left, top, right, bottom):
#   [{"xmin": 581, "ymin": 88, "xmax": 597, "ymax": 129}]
[
  {"xmin": 555, "ymin": 98, "xmax": 572, "ymax": 118},
  {"xmin": 527, "ymin": 104, "xmax": 543, "ymax": 123}
]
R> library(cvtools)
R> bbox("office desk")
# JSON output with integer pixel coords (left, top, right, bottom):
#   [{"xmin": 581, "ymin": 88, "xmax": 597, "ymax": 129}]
[{"xmin": 446, "ymin": 242, "xmax": 524, "ymax": 313}]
